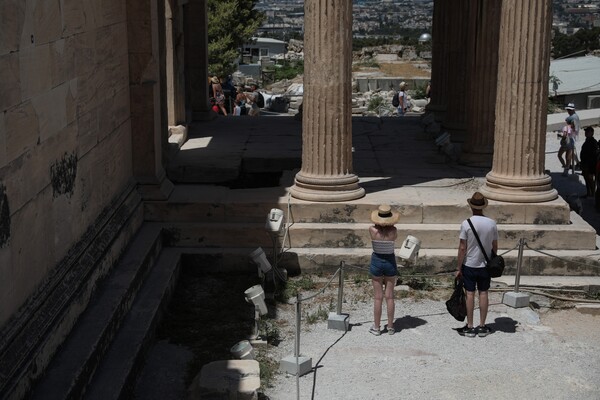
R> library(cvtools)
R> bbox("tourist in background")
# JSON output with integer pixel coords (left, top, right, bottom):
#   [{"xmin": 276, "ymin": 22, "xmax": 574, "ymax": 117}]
[
  {"xmin": 565, "ymin": 103, "xmax": 580, "ymax": 169},
  {"xmin": 245, "ymin": 83, "xmax": 261, "ymax": 117},
  {"xmin": 580, "ymin": 126, "xmax": 598, "ymax": 198},
  {"xmin": 210, "ymin": 76, "xmax": 228, "ymax": 116},
  {"xmin": 368, "ymin": 205, "xmax": 399, "ymax": 336},
  {"xmin": 561, "ymin": 119, "xmax": 577, "ymax": 177},
  {"xmin": 396, "ymin": 81, "xmax": 407, "ymax": 116}
]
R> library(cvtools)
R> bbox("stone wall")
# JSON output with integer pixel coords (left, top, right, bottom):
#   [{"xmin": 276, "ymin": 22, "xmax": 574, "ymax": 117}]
[{"xmin": 0, "ymin": 0, "xmax": 134, "ymax": 326}]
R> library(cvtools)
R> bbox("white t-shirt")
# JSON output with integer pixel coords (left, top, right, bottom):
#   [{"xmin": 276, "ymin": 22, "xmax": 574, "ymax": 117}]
[{"xmin": 459, "ymin": 215, "xmax": 498, "ymax": 268}]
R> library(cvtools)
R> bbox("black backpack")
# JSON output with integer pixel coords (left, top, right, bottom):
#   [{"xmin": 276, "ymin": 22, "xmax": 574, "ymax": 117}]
[
  {"xmin": 392, "ymin": 92, "xmax": 399, "ymax": 107},
  {"xmin": 256, "ymin": 92, "xmax": 265, "ymax": 108}
]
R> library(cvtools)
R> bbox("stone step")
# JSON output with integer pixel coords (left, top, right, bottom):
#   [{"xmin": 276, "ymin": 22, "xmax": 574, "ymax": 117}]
[
  {"xmin": 29, "ymin": 224, "xmax": 164, "ymax": 400},
  {"xmin": 178, "ymin": 245, "xmax": 600, "ymax": 276},
  {"xmin": 143, "ymin": 184, "xmax": 572, "ymax": 225},
  {"xmin": 161, "ymin": 212, "xmax": 596, "ymax": 251},
  {"xmin": 84, "ymin": 248, "xmax": 181, "ymax": 400}
]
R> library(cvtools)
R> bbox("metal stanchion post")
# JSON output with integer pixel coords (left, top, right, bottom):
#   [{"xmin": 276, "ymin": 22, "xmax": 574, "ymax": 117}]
[
  {"xmin": 280, "ymin": 293, "xmax": 312, "ymax": 377},
  {"xmin": 295, "ymin": 293, "xmax": 301, "ymax": 358},
  {"xmin": 337, "ymin": 261, "xmax": 344, "ymax": 315},
  {"xmin": 503, "ymin": 238, "xmax": 530, "ymax": 308},
  {"xmin": 515, "ymin": 238, "xmax": 524, "ymax": 293},
  {"xmin": 328, "ymin": 261, "xmax": 350, "ymax": 331}
]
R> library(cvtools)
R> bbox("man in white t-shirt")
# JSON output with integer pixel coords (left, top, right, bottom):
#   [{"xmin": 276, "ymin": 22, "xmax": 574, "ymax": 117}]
[{"xmin": 456, "ymin": 192, "xmax": 498, "ymax": 338}]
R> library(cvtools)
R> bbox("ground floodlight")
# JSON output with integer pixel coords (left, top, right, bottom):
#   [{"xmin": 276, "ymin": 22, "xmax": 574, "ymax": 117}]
[
  {"xmin": 249, "ymin": 247, "xmax": 273, "ymax": 274},
  {"xmin": 265, "ymin": 208, "xmax": 284, "ymax": 233},
  {"xmin": 398, "ymin": 235, "xmax": 421, "ymax": 261},
  {"xmin": 244, "ymin": 284, "xmax": 268, "ymax": 316},
  {"xmin": 230, "ymin": 340, "xmax": 255, "ymax": 360}
]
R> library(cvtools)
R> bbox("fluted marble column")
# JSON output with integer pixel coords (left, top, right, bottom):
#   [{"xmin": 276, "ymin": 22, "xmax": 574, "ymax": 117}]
[
  {"xmin": 441, "ymin": 0, "xmax": 470, "ymax": 141},
  {"xmin": 460, "ymin": 0, "xmax": 501, "ymax": 166},
  {"xmin": 290, "ymin": 0, "xmax": 364, "ymax": 202},
  {"xmin": 426, "ymin": 0, "xmax": 450, "ymax": 123},
  {"xmin": 481, "ymin": 0, "xmax": 557, "ymax": 202},
  {"xmin": 185, "ymin": 0, "xmax": 212, "ymax": 120}
]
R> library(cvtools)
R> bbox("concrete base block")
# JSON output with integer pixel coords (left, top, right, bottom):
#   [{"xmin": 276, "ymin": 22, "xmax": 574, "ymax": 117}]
[
  {"xmin": 280, "ymin": 355, "xmax": 312, "ymax": 376},
  {"xmin": 327, "ymin": 312, "xmax": 349, "ymax": 331},
  {"xmin": 189, "ymin": 360, "xmax": 260, "ymax": 400},
  {"xmin": 503, "ymin": 291, "xmax": 530, "ymax": 308}
]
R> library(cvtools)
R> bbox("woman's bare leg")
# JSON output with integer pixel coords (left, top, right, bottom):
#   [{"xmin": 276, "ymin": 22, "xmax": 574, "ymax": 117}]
[{"xmin": 372, "ymin": 277, "xmax": 384, "ymax": 329}]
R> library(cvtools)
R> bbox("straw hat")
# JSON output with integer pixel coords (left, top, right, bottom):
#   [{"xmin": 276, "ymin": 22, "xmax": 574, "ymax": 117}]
[
  {"xmin": 371, "ymin": 204, "xmax": 399, "ymax": 226},
  {"xmin": 565, "ymin": 103, "xmax": 575, "ymax": 111},
  {"xmin": 467, "ymin": 192, "xmax": 488, "ymax": 210}
]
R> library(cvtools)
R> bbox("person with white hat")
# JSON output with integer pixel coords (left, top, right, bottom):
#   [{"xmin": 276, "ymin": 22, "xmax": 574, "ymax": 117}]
[
  {"xmin": 456, "ymin": 192, "xmax": 498, "ymax": 338},
  {"xmin": 396, "ymin": 82, "xmax": 408, "ymax": 116},
  {"xmin": 565, "ymin": 103, "xmax": 580, "ymax": 169},
  {"xmin": 368, "ymin": 204, "xmax": 400, "ymax": 335}
]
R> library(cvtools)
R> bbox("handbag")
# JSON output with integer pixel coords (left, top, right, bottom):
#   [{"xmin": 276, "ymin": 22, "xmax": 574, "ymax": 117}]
[
  {"xmin": 445, "ymin": 278, "xmax": 467, "ymax": 321},
  {"xmin": 467, "ymin": 218, "xmax": 505, "ymax": 278}
]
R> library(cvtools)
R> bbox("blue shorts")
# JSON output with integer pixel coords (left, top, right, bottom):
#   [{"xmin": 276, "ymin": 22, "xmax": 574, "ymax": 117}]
[
  {"xmin": 462, "ymin": 265, "xmax": 490, "ymax": 292},
  {"xmin": 370, "ymin": 253, "xmax": 398, "ymax": 277}
]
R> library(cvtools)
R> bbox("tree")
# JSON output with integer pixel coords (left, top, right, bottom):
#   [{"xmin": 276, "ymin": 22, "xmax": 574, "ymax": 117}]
[
  {"xmin": 207, "ymin": 0, "xmax": 265, "ymax": 77},
  {"xmin": 552, "ymin": 27, "xmax": 600, "ymax": 59}
]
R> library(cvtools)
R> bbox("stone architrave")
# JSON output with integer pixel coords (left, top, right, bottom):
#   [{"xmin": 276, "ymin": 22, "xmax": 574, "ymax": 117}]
[
  {"xmin": 460, "ymin": 0, "xmax": 502, "ymax": 166},
  {"xmin": 290, "ymin": 0, "xmax": 364, "ymax": 202},
  {"xmin": 482, "ymin": 0, "xmax": 557, "ymax": 202}
]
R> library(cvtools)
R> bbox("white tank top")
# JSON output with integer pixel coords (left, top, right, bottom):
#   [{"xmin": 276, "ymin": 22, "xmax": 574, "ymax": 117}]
[{"xmin": 372, "ymin": 240, "xmax": 395, "ymax": 254}]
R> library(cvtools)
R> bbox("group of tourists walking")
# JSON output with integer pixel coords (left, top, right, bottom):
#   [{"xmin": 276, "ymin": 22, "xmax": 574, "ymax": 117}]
[{"xmin": 557, "ymin": 103, "xmax": 598, "ymax": 207}]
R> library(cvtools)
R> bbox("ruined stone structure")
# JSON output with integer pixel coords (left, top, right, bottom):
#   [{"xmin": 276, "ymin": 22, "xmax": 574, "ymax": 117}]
[{"xmin": 0, "ymin": 0, "xmax": 590, "ymax": 398}]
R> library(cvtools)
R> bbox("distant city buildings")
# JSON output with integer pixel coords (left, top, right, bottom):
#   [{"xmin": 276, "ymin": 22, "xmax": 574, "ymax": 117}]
[
  {"xmin": 255, "ymin": 0, "xmax": 599, "ymax": 38},
  {"xmin": 256, "ymin": 0, "xmax": 433, "ymax": 37}
]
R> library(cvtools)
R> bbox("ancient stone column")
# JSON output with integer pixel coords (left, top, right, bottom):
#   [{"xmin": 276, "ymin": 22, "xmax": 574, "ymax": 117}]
[
  {"xmin": 481, "ymin": 0, "xmax": 557, "ymax": 202},
  {"xmin": 127, "ymin": 0, "xmax": 173, "ymax": 200},
  {"xmin": 426, "ymin": 0, "xmax": 450, "ymax": 123},
  {"xmin": 184, "ymin": 0, "xmax": 212, "ymax": 120},
  {"xmin": 460, "ymin": 0, "xmax": 502, "ymax": 166},
  {"xmin": 442, "ymin": 0, "xmax": 470, "ymax": 142},
  {"xmin": 166, "ymin": 0, "xmax": 186, "ymax": 126},
  {"xmin": 290, "ymin": 0, "xmax": 364, "ymax": 202}
]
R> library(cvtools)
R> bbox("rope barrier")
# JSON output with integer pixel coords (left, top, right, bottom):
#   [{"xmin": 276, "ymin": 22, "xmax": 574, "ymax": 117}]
[
  {"xmin": 524, "ymin": 242, "xmax": 600, "ymax": 270},
  {"xmin": 295, "ymin": 268, "xmax": 341, "ymax": 303}
]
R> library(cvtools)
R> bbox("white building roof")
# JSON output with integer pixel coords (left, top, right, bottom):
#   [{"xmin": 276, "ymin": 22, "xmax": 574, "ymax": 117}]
[{"xmin": 549, "ymin": 55, "xmax": 600, "ymax": 96}]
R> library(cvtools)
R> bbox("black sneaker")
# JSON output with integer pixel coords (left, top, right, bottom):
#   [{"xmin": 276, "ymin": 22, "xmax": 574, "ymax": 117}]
[
  {"xmin": 477, "ymin": 325, "xmax": 491, "ymax": 337},
  {"xmin": 464, "ymin": 326, "xmax": 478, "ymax": 338},
  {"xmin": 457, "ymin": 324, "xmax": 468, "ymax": 336}
]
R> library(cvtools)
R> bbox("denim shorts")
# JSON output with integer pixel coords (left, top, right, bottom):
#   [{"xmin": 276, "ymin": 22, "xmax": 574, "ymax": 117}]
[
  {"xmin": 370, "ymin": 253, "xmax": 398, "ymax": 277},
  {"xmin": 462, "ymin": 265, "xmax": 490, "ymax": 292}
]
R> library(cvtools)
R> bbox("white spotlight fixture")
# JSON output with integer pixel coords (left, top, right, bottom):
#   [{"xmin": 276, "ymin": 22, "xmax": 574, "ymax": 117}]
[
  {"xmin": 265, "ymin": 208, "xmax": 284, "ymax": 233},
  {"xmin": 230, "ymin": 340, "xmax": 255, "ymax": 360},
  {"xmin": 244, "ymin": 284, "xmax": 268, "ymax": 316},
  {"xmin": 398, "ymin": 235, "xmax": 421, "ymax": 262},
  {"xmin": 249, "ymin": 247, "xmax": 273, "ymax": 276}
]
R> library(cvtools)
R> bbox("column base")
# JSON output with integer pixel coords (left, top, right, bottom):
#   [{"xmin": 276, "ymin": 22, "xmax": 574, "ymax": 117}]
[
  {"xmin": 425, "ymin": 103, "xmax": 446, "ymax": 124},
  {"xmin": 290, "ymin": 173, "xmax": 365, "ymax": 202},
  {"xmin": 136, "ymin": 170, "xmax": 174, "ymax": 201},
  {"xmin": 481, "ymin": 172, "xmax": 558, "ymax": 203},
  {"xmin": 458, "ymin": 151, "xmax": 493, "ymax": 168},
  {"xmin": 442, "ymin": 121, "xmax": 467, "ymax": 143}
]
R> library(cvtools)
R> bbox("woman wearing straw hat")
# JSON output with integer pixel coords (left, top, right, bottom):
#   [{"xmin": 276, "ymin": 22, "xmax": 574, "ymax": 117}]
[{"xmin": 368, "ymin": 204, "xmax": 400, "ymax": 335}]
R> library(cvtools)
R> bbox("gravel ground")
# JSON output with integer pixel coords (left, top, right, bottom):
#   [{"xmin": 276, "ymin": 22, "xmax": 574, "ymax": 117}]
[{"xmin": 262, "ymin": 282, "xmax": 600, "ymax": 400}]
